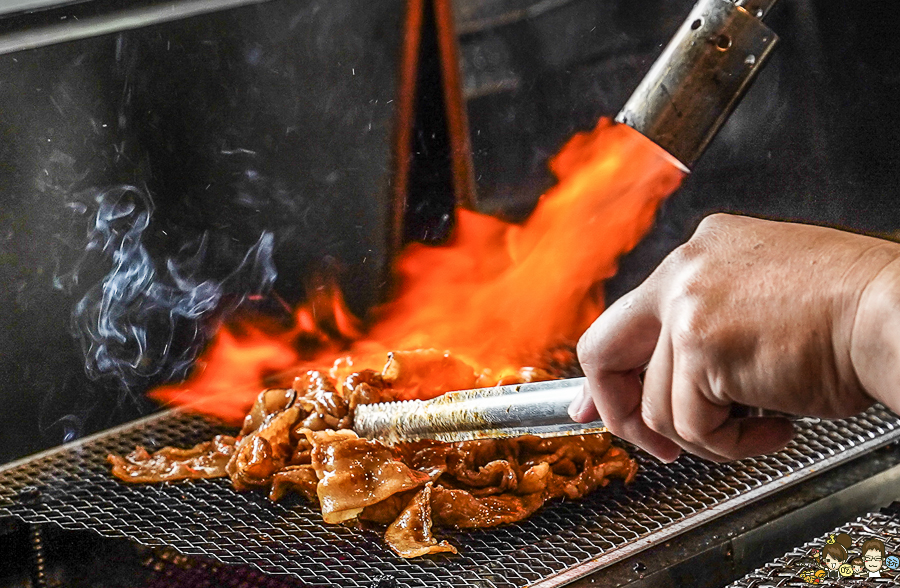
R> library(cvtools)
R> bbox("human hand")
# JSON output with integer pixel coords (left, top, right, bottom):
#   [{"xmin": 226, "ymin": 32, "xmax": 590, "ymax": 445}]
[{"xmin": 569, "ymin": 213, "xmax": 900, "ymax": 462}]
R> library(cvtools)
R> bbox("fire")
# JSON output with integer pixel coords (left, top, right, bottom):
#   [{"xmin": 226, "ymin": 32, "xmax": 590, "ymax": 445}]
[{"xmin": 151, "ymin": 119, "xmax": 685, "ymax": 421}]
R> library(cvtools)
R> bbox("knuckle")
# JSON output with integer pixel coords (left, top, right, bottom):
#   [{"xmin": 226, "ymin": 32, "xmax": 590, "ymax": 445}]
[
  {"xmin": 641, "ymin": 404, "xmax": 668, "ymax": 436},
  {"xmin": 576, "ymin": 330, "xmax": 600, "ymax": 374},
  {"xmin": 696, "ymin": 212, "xmax": 733, "ymax": 233},
  {"xmin": 672, "ymin": 418, "xmax": 704, "ymax": 446},
  {"xmin": 670, "ymin": 317, "xmax": 704, "ymax": 354},
  {"xmin": 576, "ymin": 314, "xmax": 617, "ymax": 371},
  {"xmin": 697, "ymin": 212, "xmax": 734, "ymax": 232},
  {"xmin": 668, "ymin": 298, "xmax": 706, "ymax": 348},
  {"xmin": 668, "ymin": 269, "xmax": 707, "ymax": 307},
  {"xmin": 660, "ymin": 258, "xmax": 708, "ymax": 313},
  {"xmin": 661, "ymin": 241, "xmax": 699, "ymax": 271},
  {"xmin": 575, "ymin": 329, "xmax": 593, "ymax": 364}
]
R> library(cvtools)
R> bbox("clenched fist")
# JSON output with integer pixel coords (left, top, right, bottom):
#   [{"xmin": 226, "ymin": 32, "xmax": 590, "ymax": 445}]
[{"xmin": 570, "ymin": 213, "xmax": 900, "ymax": 462}]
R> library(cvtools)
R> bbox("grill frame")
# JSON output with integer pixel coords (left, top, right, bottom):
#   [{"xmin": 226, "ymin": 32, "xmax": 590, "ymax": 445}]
[{"xmin": 1, "ymin": 407, "xmax": 899, "ymax": 588}]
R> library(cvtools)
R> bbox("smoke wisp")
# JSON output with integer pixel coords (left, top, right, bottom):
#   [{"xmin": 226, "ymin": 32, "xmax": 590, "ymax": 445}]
[{"xmin": 70, "ymin": 184, "xmax": 276, "ymax": 390}]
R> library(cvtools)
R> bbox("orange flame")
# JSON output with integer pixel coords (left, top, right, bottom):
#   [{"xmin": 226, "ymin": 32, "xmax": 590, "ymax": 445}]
[{"xmin": 151, "ymin": 119, "xmax": 685, "ymax": 421}]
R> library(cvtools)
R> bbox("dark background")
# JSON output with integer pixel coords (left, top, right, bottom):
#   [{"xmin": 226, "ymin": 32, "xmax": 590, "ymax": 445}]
[
  {"xmin": 0, "ymin": 0, "xmax": 898, "ymax": 464},
  {"xmin": 0, "ymin": 0, "xmax": 405, "ymax": 463},
  {"xmin": 413, "ymin": 0, "xmax": 900, "ymax": 296}
]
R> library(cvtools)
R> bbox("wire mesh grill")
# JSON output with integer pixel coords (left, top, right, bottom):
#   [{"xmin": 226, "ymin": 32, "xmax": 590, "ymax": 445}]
[
  {"xmin": 729, "ymin": 503, "xmax": 900, "ymax": 586},
  {"xmin": 1, "ymin": 408, "xmax": 899, "ymax": 588}
]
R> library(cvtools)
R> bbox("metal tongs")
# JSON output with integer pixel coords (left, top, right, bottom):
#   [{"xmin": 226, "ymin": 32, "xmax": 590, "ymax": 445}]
[
  {"xmin": 352, "ymin": 377, "xmax": 801, "ymax": 444},
  {"xmin": 353, "ymin": 378, "xmax": 605, "ymax": 444}
]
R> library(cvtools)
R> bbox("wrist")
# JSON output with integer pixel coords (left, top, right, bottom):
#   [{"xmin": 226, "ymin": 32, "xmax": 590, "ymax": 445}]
[{"xmin": 849, "ymin": 248, "xmax": 900, "ymax": 411}]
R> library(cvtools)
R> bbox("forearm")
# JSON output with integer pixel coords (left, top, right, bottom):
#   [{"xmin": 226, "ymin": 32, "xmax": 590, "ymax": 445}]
[{"xmin": 850, "ymin": 252, "xmax": 900, "ymax": 413}]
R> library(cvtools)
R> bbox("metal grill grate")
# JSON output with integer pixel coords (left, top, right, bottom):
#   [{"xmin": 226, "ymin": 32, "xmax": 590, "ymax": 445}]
[
  {"xmin": 1, "ymin": 408, "xmax": 899, "ymax": 588},
  {"xmin": 729, "ymin": 504, "xmax": 900, "ymax": 586}
]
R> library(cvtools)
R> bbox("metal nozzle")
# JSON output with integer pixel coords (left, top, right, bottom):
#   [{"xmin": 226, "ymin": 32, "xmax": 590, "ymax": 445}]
[{"xmin": 616, "ymin": 0, "xmax": 779, "ymax": 170}]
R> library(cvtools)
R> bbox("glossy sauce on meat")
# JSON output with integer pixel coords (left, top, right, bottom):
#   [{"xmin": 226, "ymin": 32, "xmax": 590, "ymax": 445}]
[
  {"xmin": 109, "ymin": 350, "xmax": 638, "ymax": 558},
  {"xmin": 308, "ymin": 429, "xmax": 433, "ymax": 523},
  {"xmin": 384, "ymin": 483, "xmax": 457, "ymax": 558},
  {"xmin": 107, "ymin": 435, "xmax": 237, "ymax": 483}
]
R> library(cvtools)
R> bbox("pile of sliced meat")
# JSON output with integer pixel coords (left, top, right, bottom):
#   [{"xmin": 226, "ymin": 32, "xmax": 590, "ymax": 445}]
[{"xmin": 109, "ymin": 350, "xmax": 637, "ymax": 558}]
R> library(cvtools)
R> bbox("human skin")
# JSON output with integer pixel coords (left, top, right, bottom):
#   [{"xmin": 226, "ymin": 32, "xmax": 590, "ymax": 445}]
[{"xmin": 569, "ymin": 213, "xmax": 900, "ymax": 462}]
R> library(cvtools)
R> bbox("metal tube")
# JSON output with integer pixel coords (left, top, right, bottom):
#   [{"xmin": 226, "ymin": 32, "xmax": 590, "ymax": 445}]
[
  {"xmin": 616, "ymin": 0, "xmax": 779, "ymax": 169},
  {"xmin": 0, "ymin": 0, "xmax": 274, "ymax": 57},
  {"xmin": 354, "ymin": 378, "xmax": 597, "ymax": 442}
]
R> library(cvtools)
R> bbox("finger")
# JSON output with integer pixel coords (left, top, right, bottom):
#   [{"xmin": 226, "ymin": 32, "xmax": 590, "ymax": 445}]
[
  {"xmin": 577, "ymin": 290, "xmax": 661, "ymax": 374},
  {"xmin": 644, "ymin": 344, "xmax": 746, "ymax": 462},
  {"xmin": 673, "ymin": 378, "xmax": 794, "ymax": 461},
  {"xmin": 672, "ymin": 373, "xmax": 794, "ymax": 460},
  {"xmin": 573, "ymin": 289, "xmax": 658, "ymax": 424},
  {"xmin": 666, "ymin": 366, "xmax": 736, "ymax": 462},
  {"xmin": 574, "ymin": 289, "xmax": 681, "ymax": 461},
  {"xmin": 585, "ymin": 367, "xmax": 681, "ymax": 462},
  {"xmin": 637, "ymin": 327, "xmax": 682, "ymax": 462},
  {"xmin": 568, "ymin": 380, "xmax": 600, "ymax": 422}
]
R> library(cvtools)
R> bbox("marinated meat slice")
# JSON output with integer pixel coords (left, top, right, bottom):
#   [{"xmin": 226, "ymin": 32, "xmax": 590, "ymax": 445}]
[
  {"xmin": 437, "ymin": 439, "xmax": 523, "ymax": 496},
  {"xmin": 515, "ymin": 462, "xmax": 551, "ymax": 495},
  {"xmin": 358, "ymin": 489, "xmax": 419, "ymax": 524},
  {"xmin": 292, "ymin": 371, "xmax": 349, "ymax": 430},
  {"xmin": 230, "ymin": 436, "xmax": 279, "ymax": 486},
  {"xmin": 227, "ymin": 406, "xmax": 300, "ymax": 490},
  {"xmin": 384, "ymin": 483, "xmax": 457, "ymax": 558},
  {"xmin": 344, "ymin": 370, "xmax": 394, "ymax": 413},
  {"xmin": 241, "ymin": 388, "xmax": 296, "ymax": 436},
  {"xmin": 519, "ymin": 434, "xmax": 613, "ymax": 469},
  {"xmin": 269, "ymin": 465, "xmax": 320, "ymax": 502},
  {"xmin": 109, "ymin": 352, "xmax": 639, "ymax": 560},
  {"xmin": 446, "ymin": 439, "xmax": 519, "ymax": 474},
  {"xmin": 342, "ymin": 369, "xmax": 387, "ymax": 401},
  {"xmin": 397, "ymin": 440, "xmax": 451, "ymax": 478},
  {"xmin": 108, "ymin": 435, "xmax": 236, "ymax": 483},
  {"xmin": 287, "ymin": 435, "xmax": 313, "ymax": 465},
  {"xmin": 381, "ymin": 349, "xmax": 476, "ymax": 400},
  {"xmin": 307, "ymin": 429, "xmax": 433, "ymax": 524},
  {"xmin": 445, "ymin": 459, "xmax": 517, "ymax": 496},
  {"xmin": 430, "ymin": 485, "xmax": 545, "ymax": 528},
  {"xmin": 545, "ymin": 445, "xmax": 638, "ymax": 499}
]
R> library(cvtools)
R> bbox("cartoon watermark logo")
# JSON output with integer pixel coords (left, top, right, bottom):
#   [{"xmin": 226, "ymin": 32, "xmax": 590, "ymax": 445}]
[{"xmin": 793, "ymin": 532, "xmax": 900, "ymax": 583}]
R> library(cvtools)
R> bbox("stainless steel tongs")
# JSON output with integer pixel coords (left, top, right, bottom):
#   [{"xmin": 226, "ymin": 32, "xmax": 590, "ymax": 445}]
[
  {"xmin": 352, "ymin": 378, "xmax": 605, "ymax": 444},
  {"xmin": 352, "ymin": 377, "xmax": 802, "ymax": 444}
]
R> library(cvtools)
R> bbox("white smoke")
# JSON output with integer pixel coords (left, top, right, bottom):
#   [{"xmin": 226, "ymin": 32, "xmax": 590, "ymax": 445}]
[{"xmin": 69, "ymin": 184, "xmax": 276, "ymax": 389}]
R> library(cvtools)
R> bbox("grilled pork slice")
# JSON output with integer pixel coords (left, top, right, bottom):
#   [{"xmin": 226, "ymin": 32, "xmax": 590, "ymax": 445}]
[
  {"xmin": 107, "ymin": 435, "xmax": 237, "ymax": 483},
  {"xmin": 108, "ymin": 350, "xmax": 638, "ymax": 559}
]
